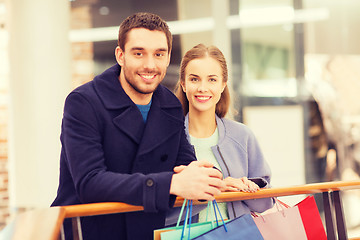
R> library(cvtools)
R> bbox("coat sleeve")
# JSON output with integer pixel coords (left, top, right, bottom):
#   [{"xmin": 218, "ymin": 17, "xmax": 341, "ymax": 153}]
[
  {"xmin": 243, "ymin": 130, "xmax": 274, "ymax": 212},
  {"xmin": 61, "ymin": 92, "xmax": 180, "ymax": 212}
]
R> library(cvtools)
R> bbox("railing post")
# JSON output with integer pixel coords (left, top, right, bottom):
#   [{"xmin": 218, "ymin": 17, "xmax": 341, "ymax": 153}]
[
  {"xmin": 332, "ymin": 191, "xmax": 348, "ymax": 240},
  {"xmin": 72, "ymin": 217, "xmax": 83, "ymax": 240},
  {"xmin": 323, "ymin": 191, "xmax": 336, "ymax": 240},
  {"xmin": 59, "ymin": 224, "xmax": 65, "ymax": 240}
]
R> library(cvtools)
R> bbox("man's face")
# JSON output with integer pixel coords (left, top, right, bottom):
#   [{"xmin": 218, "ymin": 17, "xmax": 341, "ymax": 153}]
[{"xmin": 116, "ymin": 28, "xmax": 171, "ymax": 103}]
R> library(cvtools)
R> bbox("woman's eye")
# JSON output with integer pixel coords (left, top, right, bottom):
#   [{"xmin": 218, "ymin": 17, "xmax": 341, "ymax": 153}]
[
  {"xmin": 209, "ymin": 78, "xmax": 217, "ymax": 82},
  {"xmin": 190, "ymin": 78, "xmax": 198, "ymax": 82}
]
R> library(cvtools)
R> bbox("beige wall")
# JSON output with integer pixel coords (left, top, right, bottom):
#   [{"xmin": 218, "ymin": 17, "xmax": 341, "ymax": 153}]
[
  {"xmin": 243, "ymin": 105, "xmax": 306, "ymax": 204},
  {"xmin": 304, "ymin": 0, "xmax": 360, "ymax": 54},
  {"xmin": 7, "ymin": 0, "xmax": 71, "ymax": 210}
]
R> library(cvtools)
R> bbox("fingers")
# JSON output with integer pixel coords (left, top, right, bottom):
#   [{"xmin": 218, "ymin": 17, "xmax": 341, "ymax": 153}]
[
  {"xmin": 206, "ymin": 167, "xmax": 223, "ymax": 179},
  {"xmin": 173, "ymin": 165, "xmax": 186, "ymax": 173},
  {"xmin": 224, "ymin": 177, "xmax": 260, "ymax": 192},
  {"xmin": 173, "ymin": 161, "xmax": 222, "ymax": 178},
  {"xmin": 191, "ymin": 160, "xmax": 214, "ymax": 169},
  {"xmin": 195, "ymin": 182, "xmax": 223, "ymax": 201},
  {"xmin": 169, "ymin": 162, "xmax": 225, "ymax": 200},
  {"xmin": 241, "ymin": 177, "xmax": 260, "ymax": 192},
  {"xmin": 186, "ymin": 161, "xmax": 223, "ymax": 180}
]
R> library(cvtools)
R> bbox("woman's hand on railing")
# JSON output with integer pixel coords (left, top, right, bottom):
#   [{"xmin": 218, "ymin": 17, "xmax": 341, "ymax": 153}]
[{"xmin": 224, "ymin": 177, "xmax": 260, "ymax": 193}]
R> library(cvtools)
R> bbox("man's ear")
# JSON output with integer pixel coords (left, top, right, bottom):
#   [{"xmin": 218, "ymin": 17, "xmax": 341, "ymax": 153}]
[
  {"xmin": 115, "ymin": 46, "xmax": 124, "ymax": 66},
  {"xmin": 166, "ymin": 50, "xmax": 171, "ymax": 67}
]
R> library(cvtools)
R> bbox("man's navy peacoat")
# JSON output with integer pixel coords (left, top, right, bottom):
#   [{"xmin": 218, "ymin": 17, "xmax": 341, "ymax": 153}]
[{"xmin": 52, "ymin": 64, "xmax": 195, "ymax": 239}]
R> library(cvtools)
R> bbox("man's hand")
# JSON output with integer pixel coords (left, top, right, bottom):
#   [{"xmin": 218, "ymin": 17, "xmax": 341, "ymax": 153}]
[
  {"xmin": 224, "ymin": 176, "xmax": 259, "ymax": 192},
  {"xmin": 170, "ymin": 161, "xmax": 226, "ymax": 200}
]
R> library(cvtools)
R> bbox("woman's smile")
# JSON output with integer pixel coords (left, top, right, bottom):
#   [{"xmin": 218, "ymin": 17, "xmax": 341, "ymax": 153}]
[{"xmin": 195, "ymin": 95, "xmax": 212, "ymax": 103}]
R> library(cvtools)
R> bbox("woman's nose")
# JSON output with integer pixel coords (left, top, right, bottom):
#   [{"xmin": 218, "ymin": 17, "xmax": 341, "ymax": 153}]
[{"xmin": 197, "ymin": 81, "xmax": 208, "ymax": 92}]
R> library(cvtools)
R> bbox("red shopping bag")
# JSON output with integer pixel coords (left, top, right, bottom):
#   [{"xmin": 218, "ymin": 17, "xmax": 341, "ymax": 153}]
[
  {"xmin": 296, "ymin": 196, "xmax": 327, "ymax": 240},
  {"xmin": 253, "ymin": 196, "xmax": 327, "ymax": 240}
]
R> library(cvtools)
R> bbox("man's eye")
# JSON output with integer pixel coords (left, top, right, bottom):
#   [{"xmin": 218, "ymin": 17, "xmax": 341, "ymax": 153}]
[
  {"xmin": 209, "ymin": 78, "xmax": 217, "ymax": 82},
  {"xmin": 135, "ymin": 52, "xmax": 142, "ymax": 56},
  {"xmin": 156, "ymin": 53, "xmax": 164, "ymax": 57}
]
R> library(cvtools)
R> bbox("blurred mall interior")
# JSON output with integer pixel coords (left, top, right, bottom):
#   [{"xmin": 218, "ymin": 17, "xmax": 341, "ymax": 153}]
[{"xmin": 0, "ymin": 0, "xmax": 360, "ymax": 237}]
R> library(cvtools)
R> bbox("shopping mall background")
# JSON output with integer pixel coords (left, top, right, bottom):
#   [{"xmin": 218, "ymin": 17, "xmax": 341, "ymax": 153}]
[{"xmin": 0, "ymin": 0, "xmax": 360, "ymax": 236}]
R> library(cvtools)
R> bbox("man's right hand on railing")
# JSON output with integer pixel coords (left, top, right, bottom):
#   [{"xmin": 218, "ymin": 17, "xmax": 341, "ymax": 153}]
[{"xmin": 169, "ymin": 160, "xmax": 226, "ymax": 200}]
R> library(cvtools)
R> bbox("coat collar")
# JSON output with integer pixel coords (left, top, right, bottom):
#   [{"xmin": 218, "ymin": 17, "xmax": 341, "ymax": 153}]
[
  {"xmin": 93, "ymin": 64, "xmax": 181, "ymax": 110},
  {"xmin": 184, "ymin": 114, "xmax": 226, "ymax": 144},
  {"xmin": 93, "ymin": 64, "xmax": 184, "ymax": 153},
  {"xmin": 93, "ymin": 64, "xmax": 132, "ymax": 110}
]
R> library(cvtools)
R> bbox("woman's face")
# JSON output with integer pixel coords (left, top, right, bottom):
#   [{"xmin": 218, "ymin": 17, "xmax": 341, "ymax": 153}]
[{"xmin": 181, "ymin": 56, "xmax": 226, "ymax": 114}]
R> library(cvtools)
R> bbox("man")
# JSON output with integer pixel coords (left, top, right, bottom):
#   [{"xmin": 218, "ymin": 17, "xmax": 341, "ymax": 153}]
[{"xmin": 52, "ymin": 12, "xmax": 225, "ymax": 240}]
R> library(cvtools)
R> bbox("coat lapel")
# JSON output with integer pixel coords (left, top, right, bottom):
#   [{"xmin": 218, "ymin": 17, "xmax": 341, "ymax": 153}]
[
  {"xmin": 136, "ymin": 87, "xmax": 184, "ymax": 156},
  {"xmin": 93, "ymin": 64, "xmax": 145, "ymax": 144},
  {"xmin": 93, "ymin": 64, "xmax": 184, "ymax": 155},
  {"xmin": 112, "ymin": 107, "xmax": 145, "ymax": 144}
]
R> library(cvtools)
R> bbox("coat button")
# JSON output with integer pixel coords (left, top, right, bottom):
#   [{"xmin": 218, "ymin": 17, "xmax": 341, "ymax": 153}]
[{"xmin": 146, "ymin": 179, "xmax": 154, "ymax": 187}]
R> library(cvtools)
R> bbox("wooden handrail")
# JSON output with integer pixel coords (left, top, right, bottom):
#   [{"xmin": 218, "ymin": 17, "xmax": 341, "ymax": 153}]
[{"xmin": 62, "ymin": 180, "xmax": 360, "ymax": 218}]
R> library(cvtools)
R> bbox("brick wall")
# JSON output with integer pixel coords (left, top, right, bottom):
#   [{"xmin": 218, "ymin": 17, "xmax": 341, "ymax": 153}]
[
  {"xmin": 71, "ymin": 4, "xmax": 94, "ymax": 88},
  {"xmin": 0, "ymin": 101, "xmax": 9, "ymax": 230},
  {"xmin": 0, "ymin": 0, "xmax": 9, "ymax": 229}
]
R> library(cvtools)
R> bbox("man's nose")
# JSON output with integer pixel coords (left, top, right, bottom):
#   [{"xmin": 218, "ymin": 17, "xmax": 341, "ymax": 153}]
[{"xmin": 143, "ymin": 56, "xmax": 156, "ymax": 70}]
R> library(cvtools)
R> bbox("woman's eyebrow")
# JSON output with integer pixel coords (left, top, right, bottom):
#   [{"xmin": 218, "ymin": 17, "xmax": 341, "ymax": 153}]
[{"xmin": 188, "ymin": 74, "xmax": 200, "ymax": 77}]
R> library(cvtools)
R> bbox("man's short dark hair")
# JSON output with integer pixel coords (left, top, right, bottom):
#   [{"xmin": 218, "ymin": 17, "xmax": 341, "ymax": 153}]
[{"xmin": 118, "ymin": 12, "xmax": 172, "ymax": 53}]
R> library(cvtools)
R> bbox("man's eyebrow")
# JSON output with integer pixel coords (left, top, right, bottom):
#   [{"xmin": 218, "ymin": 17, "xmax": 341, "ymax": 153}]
[
  {"xmin": 129, "ymin": 47, "xmax": 168, "ymax": 52},
  {"xmin": 130, "ymin": 47, "xmax": 144, "ymax": 51}
]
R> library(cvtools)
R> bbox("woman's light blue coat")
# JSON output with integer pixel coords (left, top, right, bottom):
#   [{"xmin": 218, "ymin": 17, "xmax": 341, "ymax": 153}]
[{"xmin": 166, "ymin": 114, "xmax": 274, "ymax": 225}]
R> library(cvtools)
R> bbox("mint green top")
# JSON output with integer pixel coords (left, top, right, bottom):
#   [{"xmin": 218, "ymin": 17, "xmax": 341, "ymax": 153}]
[{"xmin": 189, "ymin": 128, "xmax": 229, "ymax": 222}]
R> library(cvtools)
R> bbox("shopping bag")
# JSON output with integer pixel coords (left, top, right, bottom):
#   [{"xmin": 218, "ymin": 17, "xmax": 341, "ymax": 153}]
[
  {"xmin": 296, "ymin": 196, "xmax": 327, "ymax": 240},
  {"xmin": 154, "ymin": 200, "xmax": 223, "ymax": 240},
  {"xmin": 252, "ymin": 198, "xmax": 308, "ymax": 239},
  {"xmin": 252, "ymin": 196, "xmax": 327, "ymax": 240},
  {"xmin": 193, "ymin": 213, "xmax": 264, "ymax": 240}
]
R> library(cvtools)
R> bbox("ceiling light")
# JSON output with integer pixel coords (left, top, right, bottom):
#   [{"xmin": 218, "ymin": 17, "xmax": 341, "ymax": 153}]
[{"xmin": 99, "ymin": 6, "xmax": 110, "ymax": 16}]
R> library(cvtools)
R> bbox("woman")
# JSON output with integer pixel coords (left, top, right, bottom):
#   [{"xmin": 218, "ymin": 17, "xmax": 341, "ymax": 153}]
[{"xmin": 174, "ymin": 43, "xmax": 273, "ymax": 222}]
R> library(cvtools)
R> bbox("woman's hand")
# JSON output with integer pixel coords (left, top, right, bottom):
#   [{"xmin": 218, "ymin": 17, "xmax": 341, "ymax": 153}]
[{"xmin": 223, "ymin": 177, "xmax": 260, "ymax": 192}]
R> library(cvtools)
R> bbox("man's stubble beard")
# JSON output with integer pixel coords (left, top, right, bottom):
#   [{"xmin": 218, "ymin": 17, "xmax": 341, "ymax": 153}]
[{"xmin": 123, "ymin": 67, "xmax": 163, "ymax": 95}]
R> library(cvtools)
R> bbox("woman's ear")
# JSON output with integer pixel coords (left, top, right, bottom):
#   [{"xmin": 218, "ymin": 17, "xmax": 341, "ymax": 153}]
[
  {"xmin": 222, "ymin": 82, "xmax": 227, "ymax": 93},
  {"xmin": 180, "ymin": 81, "xmax": 186, "ymax": 92}
]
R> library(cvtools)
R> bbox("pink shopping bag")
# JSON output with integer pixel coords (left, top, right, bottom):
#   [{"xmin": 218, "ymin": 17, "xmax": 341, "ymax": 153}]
[{"xmin": 253, "ymin": 196, "xmax": 327, "ymax": 240}]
